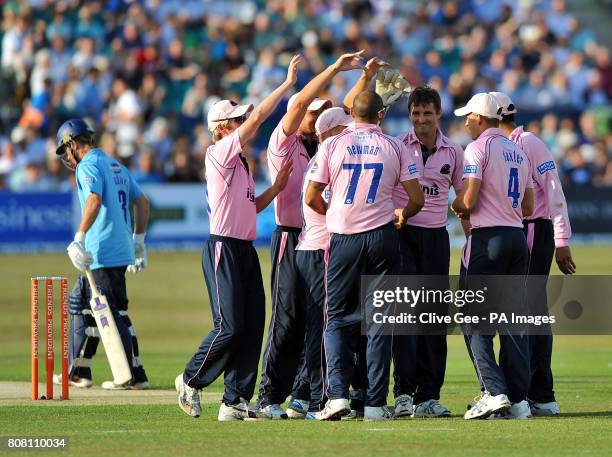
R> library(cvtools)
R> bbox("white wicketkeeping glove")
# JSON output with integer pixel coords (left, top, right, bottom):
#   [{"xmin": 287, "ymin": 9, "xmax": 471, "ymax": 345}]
[
  {"xmin": 128, "ymin": 233, "xmax": 147, "ymax": 273},
  {"xmin": 375, "ymin": 69, "xmax": 412, "ymax": 107},
  {"xmin": 67, "ymin": 232, "xmax": 93, "ymax": 272}
]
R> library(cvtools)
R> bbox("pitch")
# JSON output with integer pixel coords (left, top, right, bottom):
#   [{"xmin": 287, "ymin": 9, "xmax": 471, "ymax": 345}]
[{"xmin": 1, "ymin": 248, "xmax": 611, "ymax": 456}]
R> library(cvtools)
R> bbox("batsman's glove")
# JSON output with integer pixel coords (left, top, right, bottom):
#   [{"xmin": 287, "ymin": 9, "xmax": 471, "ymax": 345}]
[
  {"xmin": 67, "ymin": 232, "xmax": 93, "ymax": 273},
  {"xmin": 128, "ymin": 233, "xmax": 147, "ymax": 273}
]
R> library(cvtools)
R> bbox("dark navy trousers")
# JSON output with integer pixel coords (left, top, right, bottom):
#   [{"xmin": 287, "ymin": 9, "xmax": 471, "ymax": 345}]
[
  {"xmin": 257, "ymin": 227, "xmax": 306, "ymax": 407},
  {"xmin": 463, "ymin": 227, "xmax": 531, "ymax": 403},
  {"xmin": 183, "ymin": 235, "xmax": 265, "ymax": 406},
  {"xmin": 524, "ymin": 218, "xmax": 556, "ymax": 403},
  {"xmin": 293, "ymin": 249, "xmax": 326, "ymax": 410},
  {"xmin": 325, "ymin": 223, "xmax": 399, "ymax": 407},
  {"xmin": 393, "ymin": 225, "xmax": 449, "ymax": 404}
]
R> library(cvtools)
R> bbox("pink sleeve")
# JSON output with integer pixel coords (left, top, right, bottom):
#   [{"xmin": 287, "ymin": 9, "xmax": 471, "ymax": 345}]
[
  {"xmin": 399, "ymin": 140, "xmax": 420, "ymax": 182},
  {"xmin": 268, "ymin": 121, "xmax": 296, "ymax": 159},
  {"xmin": 451, "ymin": 144, "xmax": 465, "ymax": 191},
  {"xmin": 309, "ymin": 141, "xmax": 330, "ymax": 185},
  {"xmin": 207, "ymin": 129, "xmax": 242, "ymax": 168},
  {"xmin": 462, "ymin": 143, "xmax": 483, "ymax": 180},
  {"xmin": 528, "ymin": 136, "xmax": 572, "ymax": 246}
]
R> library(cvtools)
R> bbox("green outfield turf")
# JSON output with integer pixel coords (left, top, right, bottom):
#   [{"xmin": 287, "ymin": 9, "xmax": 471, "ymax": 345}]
[{"xmin": 0, "ymin": 246, "xmax": 611, "ymax": 456}]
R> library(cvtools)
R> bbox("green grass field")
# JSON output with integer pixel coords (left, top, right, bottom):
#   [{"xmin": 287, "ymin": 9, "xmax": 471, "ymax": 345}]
[{"xmin": 1, "ymin": 246, "xmax": 611, "ymax": 456}]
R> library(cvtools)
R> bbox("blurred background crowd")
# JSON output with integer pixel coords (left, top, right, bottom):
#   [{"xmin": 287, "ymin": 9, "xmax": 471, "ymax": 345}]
[{"xmin": 0, "ymin": 0, "xmax": 610, "ymax": 192}]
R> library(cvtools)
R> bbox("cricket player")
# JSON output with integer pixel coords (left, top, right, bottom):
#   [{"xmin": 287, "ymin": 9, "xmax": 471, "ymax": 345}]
[
  {"xmin": 257, "ymin": 51, "xmax": 364, "ymax": 420},
  {"xmin": 284, "ymin": 107, "xmax": 354, "ymax": 418},
  {"xmin": 54, "ymin": 118, "xmax": 150, "ymax": 390},
  {"xmin": 491, "ymin": 91, "xmax": 574, "ymax": 416},
  {"xmin": 452, "ymin": 93, "xmax": 534, "ymax": 420},
  {"xmin": 305, "ymin": 91, "xmax": 424, "ymax": 421},
  {"xmin": 175, "ymin": 56, "xmax": 297, "ymax": 421},
  {"xmin": 344, "ymin": 69, "xmax": 465, "ymax": 417}
]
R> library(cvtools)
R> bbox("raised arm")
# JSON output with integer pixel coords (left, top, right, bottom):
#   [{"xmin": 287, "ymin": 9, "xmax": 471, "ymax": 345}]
[
  {"xmin": 343, "ymin": 57, "xmax": 388, "ymax": 110},
  {"xmin": 238, "ymin": 54, "xmax": 302, "ymax": 147},
  {"xmin": 283, "ymin": 50, "xmax": 365, "ymax": 136}
]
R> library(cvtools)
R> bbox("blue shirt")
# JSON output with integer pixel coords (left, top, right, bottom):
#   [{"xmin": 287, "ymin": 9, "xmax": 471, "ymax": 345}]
[{"xmin": 76, "ymin": 148, "xmax": 143, "ymax": 268}]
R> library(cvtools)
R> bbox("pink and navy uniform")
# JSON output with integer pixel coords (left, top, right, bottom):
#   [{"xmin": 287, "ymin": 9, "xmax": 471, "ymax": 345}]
[
  {"xmin": 258, "ymin": 123, "xmax": 314, "ymax": 410},
  {"xmin": 511, "ymin": 125, "xmax": 572, "ymax": 406},
  {"xmin": 309, "ymin": 122, "xmax": 420, "ymax": 407},
  {"xmin": 461, "ymin": 127, "xmax": 532, "ymax": 405},
  {"xmin": 391, "ymin": 128, "xmax": 464, "ymax": 409},
  {"xmin": 183, "ymin": 130, "xmax": 265, "ymax": 406}
]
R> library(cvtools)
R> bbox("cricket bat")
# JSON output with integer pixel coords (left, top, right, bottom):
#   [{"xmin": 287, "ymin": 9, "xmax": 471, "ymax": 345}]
[{"xmin": 84, "ymin": 269, "xmax": 132, "ymax": 385}]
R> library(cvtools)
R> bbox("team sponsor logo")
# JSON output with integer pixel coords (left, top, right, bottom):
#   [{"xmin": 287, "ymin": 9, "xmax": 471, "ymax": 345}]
[
  {"xmin": 246, "ymin": 188, "xmax": 255, "ymax": 203},
  {"xmin": 464, "ymin": 165, "xmax": 478, "ymax": 174},
  {"xmin": 310, "ymin": 162, "xmax": 318, "ymax": 173},
  {"xmin": 110, "ymin": 162, "xmax": 122, "ymax": 174},
  {"xmin": 82, "ymin": 175, "xmax": 96, "ymax": 185},
  {"xmin": 440, "ymin": 164, "xmax": 451, "ymax": 175},
  {"xmin": 422, "ymin": 183, "xmax": 440, "ymax": 197},
  {"xmin": 408, "ymin": 164, "xmax": 418, "ymax": 175},
  {"xmin": 537, "ymin": 160, "xmax": 556, "ymax": 174}
]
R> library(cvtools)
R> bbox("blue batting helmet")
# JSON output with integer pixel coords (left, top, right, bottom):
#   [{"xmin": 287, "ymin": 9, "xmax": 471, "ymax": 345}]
[{"xmin": 55, "ymin": 119, "xmax": 95, "ymax": 155}]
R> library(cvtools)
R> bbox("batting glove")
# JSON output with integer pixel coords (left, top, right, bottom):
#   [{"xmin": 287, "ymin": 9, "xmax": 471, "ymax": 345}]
[
  {"xmin": 375, "ymin": 69, "xmax": 412, "ymax": 107},
  {"xmin": 67, "ymin": 232, "xmax": 93, "ymax": 273},
  {"xmin": 128, "ymin": 233, "xmax": 147, "ymax": 273}
]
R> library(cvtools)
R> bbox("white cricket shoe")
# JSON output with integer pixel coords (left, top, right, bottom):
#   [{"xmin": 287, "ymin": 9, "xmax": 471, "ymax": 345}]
[
  {"xmin": 364, "ymin": 406, "xmax": 394, "ymax": 421},
  {"xmin": 412, "ymin": 399, "xmax": 451, "ymax": 418},
  {"xmin": 219, "ymin": 398, "xmax": 257, "ymax": 421},
  {"xmin": 530, "ymin": 400, "xmax": 560, "ymax": 416},
  {"xmin": 53, "ymin": 374, "xmax": 92, "ymax": 388},
  {"xmin": 393, "ymin": 394, "xmax": 414, "ymax": 418},
  {"xmin": 315, "ymin": 399, "xmax": 351, "ymax": 421},
  {"xmin": 286, "ymin": 398, "xmax": 310, "ymax": 419},
  {"xmin": 175, "ymin": 373, "xmax": 201, "ymax": 418},
  {"xmin": 257, "ymin": 403, "xmax": 288, "ymax": 420},
  {"xmin": 464, "ymin": 392, "xmax": 511, "ymax": 420},
  {"xmin": 101, "ymin": 380, "xmax": 149, "ymax": 390},
  {"xmin": 488, "ymin": 400, "xmax": 532, "ymax": 420}
]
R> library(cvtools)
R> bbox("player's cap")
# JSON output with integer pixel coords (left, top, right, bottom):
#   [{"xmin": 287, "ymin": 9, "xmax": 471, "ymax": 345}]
[
  {"xmin": 315, "ymin": 107, "xmax": 353, "ymax": 136},
  {"xmin": 488, "ymin": 91, "xmax": 517, "ymax": 115},
  {"xmin": 287, "ymin": 93, "xmax": 332, "ymax": 112},
  {"xmin": 207, "ymin": 99, "xmax": 254, "ymax": 132},
  {"xmin": 454, "ymin": 93, "xmax": 502, "ymax": 120}
]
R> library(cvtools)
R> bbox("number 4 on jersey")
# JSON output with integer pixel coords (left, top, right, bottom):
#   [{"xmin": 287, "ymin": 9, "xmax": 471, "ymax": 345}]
[{"xmin": 507, "ymin": 167, "xmax": 520, "ymax": 208}]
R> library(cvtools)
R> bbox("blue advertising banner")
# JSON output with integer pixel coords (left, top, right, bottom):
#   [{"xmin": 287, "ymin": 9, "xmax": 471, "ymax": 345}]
[{"xmin": 0, "ymin": 191, "xmax": 74, "ymax": 252}]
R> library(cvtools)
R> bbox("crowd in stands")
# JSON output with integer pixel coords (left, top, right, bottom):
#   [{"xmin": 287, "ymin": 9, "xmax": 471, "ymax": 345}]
[{"xmin": 0, "ymin": 0, "xmax": 610, "ymax": 192}]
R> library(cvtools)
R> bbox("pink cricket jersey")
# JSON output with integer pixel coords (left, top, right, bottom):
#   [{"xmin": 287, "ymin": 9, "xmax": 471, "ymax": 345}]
[
  {"xmin": 296, "ymin": 155, "xmax": 329, "ymax": 251},
  {"xmin": 393, "ymin": 128, "xmax": 464, "ymax": 228},
  {"xmin": 309, "ymin": 122, "xmax": 420, "ymax": 235},
  {"xmin": 205, "ymin": 130, "xmax": 257, "ymax": 240},
  {"xmin": 510, "ymin": 126, "xmax": 572, "ymax": 247},
  {"xmin": 462, "ymin": 128, "xmax": 532, "ymax": 229},
  {"xmin": 267, "ymin": 122, "xmax": 312, "ymax": 228}
]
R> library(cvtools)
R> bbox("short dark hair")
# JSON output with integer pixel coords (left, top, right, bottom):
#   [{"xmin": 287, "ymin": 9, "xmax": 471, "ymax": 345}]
[
  {"xmin": 353, "ymin": 91, "xmax": 384, "ymax": 123},
  {"xmin": 407, "ymin": 86, "xmax": 441, "ymax": 114},
  {"xmin": 501, "ymin": 113, "xmax": 516, "ymax": 124}
]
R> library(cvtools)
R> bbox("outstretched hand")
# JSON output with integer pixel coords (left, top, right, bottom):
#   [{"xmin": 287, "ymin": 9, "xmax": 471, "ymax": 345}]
[
  {"xmin": 285, "ymin": 54, "xmax": 303, "ymax": 86},
  {"xmin": 333, "ymin": 50, "xmax": 365, "ymax": 72},
  {"xmin": 363, "ymin": 57, "xmax": 389, "ymax": 80},
  {"xmin": 273, "ymin": 159, "xmax": 294, "ymax": 193}
]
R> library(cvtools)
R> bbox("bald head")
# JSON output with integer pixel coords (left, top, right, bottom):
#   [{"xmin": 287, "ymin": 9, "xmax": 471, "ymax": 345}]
[{"xmin": 352, "ymin": 91, "xmax": 384, "ymax": 123}]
